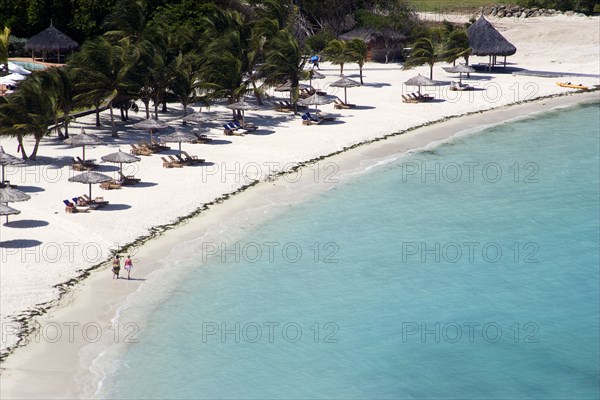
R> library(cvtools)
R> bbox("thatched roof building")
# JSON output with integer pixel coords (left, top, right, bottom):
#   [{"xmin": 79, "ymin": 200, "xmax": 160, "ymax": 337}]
[
  {"xmin": 25, "ymin": 23, "xmax": 79, "ymax": 63},
  {"xmin": 467, "ymin": 16, "xmax": 516, "ymax": 68},
  {"xmin": 339, "ymin": 28, "xmax": 406, "ymax": 63}
]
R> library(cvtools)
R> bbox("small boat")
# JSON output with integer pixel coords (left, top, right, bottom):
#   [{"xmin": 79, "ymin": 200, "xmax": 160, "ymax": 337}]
[{"xmin": 556, "ymin": 82, "xmax": 588, "ymax": 90}]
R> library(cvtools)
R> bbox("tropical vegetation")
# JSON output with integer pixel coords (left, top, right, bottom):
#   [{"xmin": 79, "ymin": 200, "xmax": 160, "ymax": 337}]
[{"xmin": 0, "ymin": 0, "xmax": 481, "ymax": 159}]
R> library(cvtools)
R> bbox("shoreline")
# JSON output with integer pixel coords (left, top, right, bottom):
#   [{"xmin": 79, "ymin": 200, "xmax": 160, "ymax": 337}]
[
  {"xmin": 1, "ymin": 87, "xmax": 597, "ymax": 363},
  {"xmin": 1, "ymin": 90, "xmax": 598, "ymax": 399}
]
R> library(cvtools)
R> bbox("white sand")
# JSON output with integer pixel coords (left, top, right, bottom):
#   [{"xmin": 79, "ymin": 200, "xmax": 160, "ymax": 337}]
[{"xmin": 0, "ymin": 13, "xmax": 599, "ymax": 396}]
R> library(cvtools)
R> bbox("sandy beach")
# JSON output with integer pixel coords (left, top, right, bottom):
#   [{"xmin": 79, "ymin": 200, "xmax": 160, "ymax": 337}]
[{"xmin": 1, "ymin": 12, "xmax": 599, "ymax": 398}]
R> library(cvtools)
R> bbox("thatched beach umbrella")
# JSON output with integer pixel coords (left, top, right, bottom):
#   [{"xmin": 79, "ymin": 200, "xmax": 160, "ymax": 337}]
[
  {"xmin": 25, "ymin": 22, "xmax": 79, "ymax": 62},
  {"xmin": 160, "ymin": 130, "xmax": 197, "ymax": 155},
  {"xmin": 329, "ymin": 76, "xmax": 361, "ymax": 104},
  {"xmin": 64, "ymin": 128, "xmax": 103, "ymax": 162},
  {"xmin": 101, "ymin": 150, "xmax": 140, "ymax": 175},
  {"xmin": 274, "ymin": 82, "xmax": 311, "ymax": 92},
  {"xmin": 132, "ymin": 118, "xmax": 168, "ymax": 143},
  {"xmin": 303, "ymin": 70, "xmax": 325, "ymax": 88},
  {"xmin": 467, "ymin": 16, "xmax": 517, "ymax": 69},
  {"xmin": 0, "ymin": 146, "xmax": 25, "ymax": 185},
  {"xmin": 0, "ymin": 186, "xmax": 31, "ymax": 203},
  {"xmin": 443, "ymin": 64, "xmax": 476, "ymax": 85},
  {"xmin": 68, "ymin": 171, "xmax": 112, "ymax": 199},
  {"xmin": 183, "ymin": 112, "xmax": 210, "ymax": 125},
  {"xmin": 0, "ymin": 203, "xmax": 21, "ymax": 223},
  {"xmin": 226, "ymin": 99, "xmax": 258, "ymax": 126},
  {"xmin": 275, "ymin": 82, "xmax": 312, "ymax": 104},
  {"xmin": 297, "ymin": 93, "xmax": 336, "ymax": 115},
  {"xmin": 404, "ymin": 74, "xmax": 438, "ymax": 93}
]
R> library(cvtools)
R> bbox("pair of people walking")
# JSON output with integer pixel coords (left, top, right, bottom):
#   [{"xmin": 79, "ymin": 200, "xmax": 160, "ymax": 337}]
[{"xmin": 112, "ymin": 255, "xmax": 134, "ymax": 279}]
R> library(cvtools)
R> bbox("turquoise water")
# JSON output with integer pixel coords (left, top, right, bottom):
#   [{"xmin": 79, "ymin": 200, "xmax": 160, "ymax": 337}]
[
  {"xmin": 10, "ymin": 61, "xmax": 46, "ymax": 71},
  {"xmin": 104, "ymin": 103, "xmax": 599, "ymax": 399}
]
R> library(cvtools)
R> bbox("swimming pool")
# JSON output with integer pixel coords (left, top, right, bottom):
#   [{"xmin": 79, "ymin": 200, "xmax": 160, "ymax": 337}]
[{"xmin": 9, "ymin": 61, "xmax": 47, "ymax": 71}]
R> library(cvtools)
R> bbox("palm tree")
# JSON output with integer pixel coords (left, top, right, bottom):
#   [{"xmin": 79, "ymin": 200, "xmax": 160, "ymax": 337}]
[
  {"xmin": 38, "ymin": 66, "xmax": 80, "ymax": 139},
  {"xmin": 260, "ymin": 30, "xmax": 306, "ymax": 112},
  {"xmin": 346, "ymin": 38, "xmax": 368, "ymax": 84},
  {"xmin": 0, "ymin": 27, "xmax": 10, "ymax": 75},
  {"xmin": 199, "ymin": 10, "xmax": 250, "ymax": 104},
  {"xmin": 171, "ymin": 52, "xmax": 202, "ymax": 121},
  {"xmin": 0, "ymin": 75, "xmax": 54, "ymax": 160},
  {"xmin": 324, "ymin": 39, "xmax": 350, "ymax": 75},
  {"xmin": 71, "ymin": 37, "xmax": 135, "ymax": 137},
  {"xmin": 402, "ymin": 37, "xmax": 443, "ymax": 79},
  {"xmin": 102, "ymin": 0, "xmax": 147, "ymax": 45},
  {"xmin": 443, "ymin": 29, "xmax": 471, "ymax": 66}
]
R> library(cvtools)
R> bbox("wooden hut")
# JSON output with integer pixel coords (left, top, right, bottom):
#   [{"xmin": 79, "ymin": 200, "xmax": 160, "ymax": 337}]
[
  {"xmin": 25, "ymin": 23, "xmax": 79, "ymax": 63},
  {"xmin": 339, "ymin": 28, "xmax": 406, "ymax": 63},
  {"xmin": 467, "ymin": 16, "xmax": 516, "ymax": 69}
]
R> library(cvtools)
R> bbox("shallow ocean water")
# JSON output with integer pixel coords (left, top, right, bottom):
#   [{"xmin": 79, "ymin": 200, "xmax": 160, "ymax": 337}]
[{"xmin": 103, "ymin": 102, "xmax": 600, "ymax": 399}]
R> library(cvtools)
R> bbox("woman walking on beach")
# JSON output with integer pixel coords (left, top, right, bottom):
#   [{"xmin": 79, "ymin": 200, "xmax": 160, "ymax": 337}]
[
  {"xmin": 112, "ymin": 255, "xmax": 121, "ymax": 279},
  {"xmin": 124, "ymin": 255, "xmax": 133, "ymax": 280}
]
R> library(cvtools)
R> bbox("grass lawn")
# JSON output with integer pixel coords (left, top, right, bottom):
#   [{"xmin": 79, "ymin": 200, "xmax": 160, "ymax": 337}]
[{"xmin": 408, "ymin": 0, "xmax": 510, "ymax": 12}]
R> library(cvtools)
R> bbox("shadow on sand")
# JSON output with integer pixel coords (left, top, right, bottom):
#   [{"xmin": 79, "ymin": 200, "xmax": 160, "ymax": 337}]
[
  {"xmin": 96, "ymin": 203, "xmax": 132, "ymax": 211},
  {"xmin": 4, "ymin": 219, "xmax": 49, "ymax": 228},
  {"xmin": 0, "ymin": 239, "xmax": 43, "ymax": 248}
]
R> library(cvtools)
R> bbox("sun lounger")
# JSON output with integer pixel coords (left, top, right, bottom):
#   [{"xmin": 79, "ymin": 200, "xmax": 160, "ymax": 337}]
[
  {"xmin": 100, "ymin": 180, "xmax": 122, "ymax": 190},
  {"xmin": 274, "ymin": 101, "xmax": 293, "ymax": 113},
  {"xmin": 71, "ymin": 157, "xmax": 96, "ymax": 171},
  {"xmin": 130, "ymin": 143, "xmax": 153, "ymax": 156},
  {"xmin": 63, "ymin": 199, "xmax": 90, "ymax": 213},
  {"xmin": 334, "ymin": 99, "xmax": 355, "ymax": 109},
  {"xmin": 181, "ymin": 151, "xmax": 205, "ymax": 164},
  {"xmin": 139, "ymin": 141, "xmax": 165, "ymax": 152},
  {"xmin": 173, "ymin": 153, "xmax": 201, "ymax": 165},
  {"xmin": 232, "ymin": 120, "xmax": 258, "ymax": 131},
  {"xmin": 223, "ymin": 123, "xmax": 247, "ymax": 136},
  {"xmin": 402, "ymin": 94, "xmax": 418, "ymax": 103},
  {"xmin": 118, "ymin": 171, "xmax": 141, "ymax": 185},
  {"xmin": 161, "ymin": 156, "xmax": 183, "ymax": 168},
  {"xmin": 82, "ymin": 194, "xmax": 109, "ymax": 208},
  {"xmin": 191, "ymin": 132, "xmax": 212, "ymax": 144},
  {"xmin": 73, "ymin": 196, "xmax": 100, "ymax": 210},
  {"xmin": 150, "ymin": 139, "xmax": 171, "ymax": 151},
  {"xmin": 301, "ymin": 112, "xmax": 323, "ymax": 125}
]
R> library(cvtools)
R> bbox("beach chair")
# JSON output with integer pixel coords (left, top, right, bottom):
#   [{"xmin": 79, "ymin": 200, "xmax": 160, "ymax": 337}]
[
  {"xmin": 73, "ymin": 196, "xmax": 100, "ymax": 210},
  {"xmin": 232, "ymin": 120, "xmax": 258, "ymax": 131},
  {"xmin": 181, "ymin": 151, "xmax": 205, "ymax": 164},
  {"xmin": 223, "ymin": 124, "xmax": 235, "ymax": 135},
  {"xmin": 82, "ymin": 194, "xmax": 109, "ymax": 208},
  {"xmin": 167, "ymin": 155, "xmax": 185, "ymax": 168},
  {"xmin": 130, "ymin": 143, "xmax": 153, "ymax": 156},
  {"xmin": 118, "ymin": 171, "xmax": 141, "ymax": 185},
  {"xmin": 191, "ymin": 132, "xmax": 212, "ymax": 144},
  {"xmin": 151, "ymin": 139, "xmax": 170, "ymax": 151},
  {"xmin": 71, "ymin": 157, "xmax": 94, "ymax": 171},
  {"xmin": 274, "ymin": 101, "xmax": 293, "ymax": 113},
  {"xmin": 63, "ymin": 199, "xmax": 76, "ymax": 213},
  {"xmin": 75, "ymin": 157, "xmax": 97, "ymax": 170},
  {"xmin": 223, "ymin": 123, "xmax": 246, "ymax": 136},
  {"xmin": 301, "ymin": 113, "xmax": 322, "ymax": 125},
  {"xmin": 417, "ymin": 92, "xmax": 433, "ymax": 101},
  {"xmin": 334, "ymin": 99, "xmax": 354, "ymax": 109},
  {"xmin": 402, "ymin": 94, "xmax": 418, "ymax": 103},
  {"xmin": 100, "ymin": 180, "xmax": 122, "ymax": 190},
  {"xmin": 63, "ymin": 199, "xmax": 90, "ymax": 213}
]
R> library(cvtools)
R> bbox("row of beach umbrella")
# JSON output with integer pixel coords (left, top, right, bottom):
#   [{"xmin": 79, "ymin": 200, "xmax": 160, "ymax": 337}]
[{"xmin": 2, "ymin": 67, "xmax": 472, "ymax": 227}]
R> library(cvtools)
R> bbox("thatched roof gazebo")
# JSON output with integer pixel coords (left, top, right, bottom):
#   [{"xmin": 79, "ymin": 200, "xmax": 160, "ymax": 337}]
[
  {"xmin": 339, "ymin": 28, "xmax": 406, "ymax": 63},
  {"xmin": 467, "ymin": 16, "xmax": 516, "ymax": 69},
  {"xmin": 25, "ymin": 23, "xmax": 79, "ymax": 63}
]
